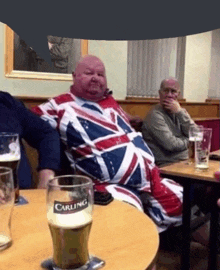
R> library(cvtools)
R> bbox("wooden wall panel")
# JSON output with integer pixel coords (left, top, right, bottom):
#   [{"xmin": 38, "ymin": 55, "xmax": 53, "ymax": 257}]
[
  {"xmin": 118, "ymin": 100, "xmax": 220, "ymax": 119},
  {"xmin": 18, "ymin": 96, "xmax": 219, "ymax": 119}
]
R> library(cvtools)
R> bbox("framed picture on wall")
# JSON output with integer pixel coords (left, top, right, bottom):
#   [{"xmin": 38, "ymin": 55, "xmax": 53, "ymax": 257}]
[{"xmin": 4, "ymin": 25, "xmax": 88, "ymax": 81}]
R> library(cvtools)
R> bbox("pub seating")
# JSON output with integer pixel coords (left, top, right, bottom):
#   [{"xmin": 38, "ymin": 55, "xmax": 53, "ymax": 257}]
[{"xmin": 215, "ymin": 171, "xmax": 220, "ymax": 181}]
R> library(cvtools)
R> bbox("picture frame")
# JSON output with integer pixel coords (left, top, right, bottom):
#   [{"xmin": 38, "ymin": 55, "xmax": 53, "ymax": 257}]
[{"xmin": 4, "ymin": 25, "xmax": 88, "ymax": 81}]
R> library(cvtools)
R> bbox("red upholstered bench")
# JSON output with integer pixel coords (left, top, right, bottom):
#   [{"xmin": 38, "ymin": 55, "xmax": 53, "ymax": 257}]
[{"xmin": 194, "ymin": 118, "xmax": 220, "ymax": 152}]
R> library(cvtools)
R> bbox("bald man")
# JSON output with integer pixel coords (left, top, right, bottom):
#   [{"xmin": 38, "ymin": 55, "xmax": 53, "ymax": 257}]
[
  {"xmin": 32, "ymin": 57, "xmax": 193, "ymax": 235},
  {"xmin": 142, "ymin": 77, "xmax": 197, "ymax": 166}
]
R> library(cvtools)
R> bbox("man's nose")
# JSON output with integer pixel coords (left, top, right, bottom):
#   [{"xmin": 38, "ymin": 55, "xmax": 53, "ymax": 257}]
[
  {"xmin": 91, "ymin": 74, "xmax": 98, "ymax": 81},
  {"xmin": 166, "ymin": 90, "xmax": 173, "ymax": 96}
]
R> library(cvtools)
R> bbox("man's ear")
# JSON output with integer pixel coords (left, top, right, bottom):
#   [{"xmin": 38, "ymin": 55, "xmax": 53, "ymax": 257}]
[{"xmin": 72, "ymin": 72, "xmax": 76, "ymax": 84}]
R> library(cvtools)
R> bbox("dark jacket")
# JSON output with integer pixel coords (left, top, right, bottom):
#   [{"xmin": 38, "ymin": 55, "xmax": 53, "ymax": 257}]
[{"xmin": 0, "ymin": 91, "xmax": 61, "ymax": 188}]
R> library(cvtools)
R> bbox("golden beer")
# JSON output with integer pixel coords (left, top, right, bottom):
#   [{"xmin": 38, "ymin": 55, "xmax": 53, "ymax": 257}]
[
  {"xmin": 47, "ymin": 202, "xmax": 93, "ymax": 269},
  {"xmin": 188, "ymin": 138, "xmax": 195, "ymax": 163}
]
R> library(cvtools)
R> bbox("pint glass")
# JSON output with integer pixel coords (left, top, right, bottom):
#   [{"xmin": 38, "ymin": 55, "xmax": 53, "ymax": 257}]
[
  {"xmin": 188, "ymin": 126, "xmax": 203, "ymax": 163},
  {"xmin": 0, "ymin": 167, "xmax": 14, "ymax": 250},
  {"xmin": 0, "ymin": 133, "xmax": 20, "ymax": 203},
  {"xmin": 47, "ymin": 175, "xmax": 94, "ymax": 270},
  {"xmin": 195, "ymin": 128, "xmax": 212, "ymax": 170}
]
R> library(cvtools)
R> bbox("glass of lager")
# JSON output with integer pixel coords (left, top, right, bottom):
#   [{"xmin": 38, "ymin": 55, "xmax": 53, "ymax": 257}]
[
  {"xmin": 0, "ymin": 167, "xmax": 14, "ymax": 250},
  {"xmin": 47, "ymin": 175, "xmax": 94, "ymax": 270},
  {"xmin": 195, "ymin": 128, "xmax": 212, "ymax": 170},
  {"xmin": 0, "ymin": 133, "xmax": 20, "ymax": 204},
  {"xmin": 188, "ymin": 125, "xmax": 203, "ymax": 164}
]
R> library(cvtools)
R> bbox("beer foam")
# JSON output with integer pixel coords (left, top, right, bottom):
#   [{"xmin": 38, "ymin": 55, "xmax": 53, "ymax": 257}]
[
  {"xmin": 0, "ymin": 235, "xmax": 11, "ymax": 244},
  {"xmin": 189, "ymin": 136, "xmax": 202, "ymax": 142},
  {"xmin": 196, "ymin": 163, "xmax": 209, "ymax": 169},
  {"xmin": 47, "ymin": 206, "xmax": 92, "ymax": 228},
  {"xmin": 0, "ymin": 153, "xmax": 20, "ymax": 161}
]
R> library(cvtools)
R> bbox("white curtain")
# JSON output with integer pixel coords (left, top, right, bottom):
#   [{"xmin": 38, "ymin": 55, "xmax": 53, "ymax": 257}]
[
  {"xmin": 209, "ymin": 29, "xmax": 220, "ymax": 99},
  {"xmin": 127, "ymin": 37, "xmax": 185, "ymax": 98}
]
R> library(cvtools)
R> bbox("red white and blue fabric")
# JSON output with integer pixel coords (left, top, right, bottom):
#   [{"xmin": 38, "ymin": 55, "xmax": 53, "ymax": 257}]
[{"xmin": 32, "ymin": 91, "xmax": 183, "ymax": 233}]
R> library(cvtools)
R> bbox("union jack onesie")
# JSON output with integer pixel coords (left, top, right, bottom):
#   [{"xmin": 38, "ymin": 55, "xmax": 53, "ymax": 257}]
[{"xmin": 32, "ymin": 90, "xmax": 183, "ymax": 233}]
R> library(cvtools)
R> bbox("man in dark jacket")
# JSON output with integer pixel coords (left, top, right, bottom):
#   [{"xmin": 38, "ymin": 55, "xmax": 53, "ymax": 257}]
[{"xmin": 0, "ymin": 91, "xmax": 61, "ymax": 189}]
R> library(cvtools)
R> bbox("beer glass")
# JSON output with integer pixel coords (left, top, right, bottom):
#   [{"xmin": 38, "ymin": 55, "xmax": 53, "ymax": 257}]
[
  {"xmin": 0, "ymin": 133, "xmax": 20, "ymax": 203},
  {"xmin": 195, "ymin": 128, "xmax": 212, "ymax": 170},
  {"xmin": 188, "ymin": 125, "xmax": 203, "ymax": 164},
  {"xmin": 0, "ymin": 167, "xmax": 14, "ymax": 250},
  {"xmin": 47, "ymin": 175, "xmax": 94, "ymax": 270}
]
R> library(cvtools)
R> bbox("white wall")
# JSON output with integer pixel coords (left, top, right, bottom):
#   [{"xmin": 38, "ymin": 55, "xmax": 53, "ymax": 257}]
[
  {"xmin": 89, "ymin": 40, "xmax": 127, "ymax": 100},
  {"xmin": 0, "ymin": 22, "xmax": 128, "ymax": 99},
  {"xmin": 0, "ymin": 22, "xmax": 215, "ymax": 102},
  {"xmin": 183, "ymin": 31, "xmax": 212, "ymax": 102}
]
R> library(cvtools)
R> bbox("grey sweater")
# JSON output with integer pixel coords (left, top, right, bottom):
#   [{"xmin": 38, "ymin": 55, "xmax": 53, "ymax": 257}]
[{"xmin": 142, "ymin": 104, "xmax": 196, "ymax": 166}]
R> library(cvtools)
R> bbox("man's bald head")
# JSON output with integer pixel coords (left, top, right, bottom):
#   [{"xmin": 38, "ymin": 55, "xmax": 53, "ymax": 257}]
[
  {"xmin": 75, "ymin": 55, "xmax": 105, "ymax": 74},
  {"xmin": 160, "ymin": 77, "xmax": 180, "ymax": 91},
  {"xmin": 71, "ymin": 55, "xmax": 107, "ymax": 102}
]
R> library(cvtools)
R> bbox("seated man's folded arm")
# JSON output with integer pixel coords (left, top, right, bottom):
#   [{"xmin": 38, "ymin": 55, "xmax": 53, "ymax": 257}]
[
  {"xmin": 176, "ymin": 108, "xmax": 197, "ymax": 137},
  {"xmin": 143, "ymin": 111, "xmax": 188, "ymax": 152}
]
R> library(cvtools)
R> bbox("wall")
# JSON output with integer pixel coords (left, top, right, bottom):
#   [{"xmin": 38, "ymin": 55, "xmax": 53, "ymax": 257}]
[
  {"xmin": 0, "ymin": 22, "xmax": 218, "ymax": 102},
  {"xmin": 89, "ymin": 40, "xmax": 127, "ymax": 100},
  {"xmin": 0, "ymin": 23, "xmax": 128, "ymax": 99},
  {"xmin": 183, "ymin": 31, "xmax": 212, "ymax": 102}
]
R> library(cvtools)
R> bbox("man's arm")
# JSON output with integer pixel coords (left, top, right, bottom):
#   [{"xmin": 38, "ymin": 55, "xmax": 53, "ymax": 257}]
[
  {"xmin": 142, "ymin": 110, "xmax": 188, "ymax": 152},
  {"xmin": 126, "ymin": 113, "xmax": 143, "ymax": 132},
  {"xmin": 162, "ymin": 99, "xmax": 196, "ymax": 136},
  {"xmin": 176, "ymin": 108, "xmax": 197, "ymax": 136},
  {"xmin": 38, "ymin": 169, "xmax": 55, "ymax": 189},
  {"xmin": 14, "ymin": 99, "xmax": 61, "ymax": 187}
]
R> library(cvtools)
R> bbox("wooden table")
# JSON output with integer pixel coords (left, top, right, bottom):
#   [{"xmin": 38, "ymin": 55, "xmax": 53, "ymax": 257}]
[
  {"xmin": 1, "ymin": 190, "xmax": 159, "ymax": 270},
  {"xmin": 160, "ymin": 159, "xmax": 220, "ymax": 270},
  {"xmin": 210, "ymin": 149, "xmax": 220, "ymax": 157}
]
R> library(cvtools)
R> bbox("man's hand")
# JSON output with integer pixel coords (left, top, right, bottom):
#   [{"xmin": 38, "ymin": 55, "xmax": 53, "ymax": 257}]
[
  {"xmin": 38, "ymin": 169, "xmax": 55, "ymax": 189},
  {"xmin": 0, "ymin": 189, "xmax": 6, "ymax": 204},
  {"xmin": 163, "ymin": 99, "xmax": 182, "ymax": 114},
  {"xmin": 129, "ymin": 115, "xmax": 143, "ymax": 131}
]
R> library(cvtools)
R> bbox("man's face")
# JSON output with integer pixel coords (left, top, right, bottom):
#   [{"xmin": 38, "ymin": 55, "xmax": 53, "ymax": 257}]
[
  {"xmin": 72, "ymin": 57, "xmax": 107, "ymax": 102},
  {"xmin": 159, "ymin": 79, "xmax": 180, "ymax": 107}
]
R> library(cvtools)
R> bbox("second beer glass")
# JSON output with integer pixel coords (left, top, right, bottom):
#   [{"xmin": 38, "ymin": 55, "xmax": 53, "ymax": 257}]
[
  {"xmin": 0, "ymin": 167, "xmax": 14, "ymax": 250},
  {"xmin": 188, "ymin": 125, "xmax": 203, "ymax": 164},
  {"xmin": 47, "ymin": 175, "xmax": 94, "ymax": 270},
  {"xmin": 0, "ymin": 133, "xmax": 20, "ymax": 203}
]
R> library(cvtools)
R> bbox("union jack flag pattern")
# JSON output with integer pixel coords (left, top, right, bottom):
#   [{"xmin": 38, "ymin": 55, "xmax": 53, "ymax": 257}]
[{"xmin": 32, "ymin": 91, "xmax": 183, "ymax": 232}]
